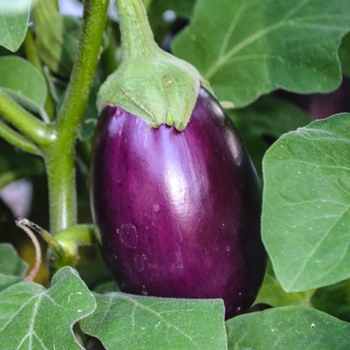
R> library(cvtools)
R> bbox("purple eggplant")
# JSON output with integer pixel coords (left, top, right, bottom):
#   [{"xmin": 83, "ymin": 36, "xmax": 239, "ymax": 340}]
[{"xmin": 90, "ymin": 88, "xmax": 266, "ymax": 319}]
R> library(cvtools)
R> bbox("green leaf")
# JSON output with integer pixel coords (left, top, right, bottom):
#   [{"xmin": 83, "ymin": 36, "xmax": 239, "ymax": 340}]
[
  {"xmin": 226, "ymin": 306, "xmax": 350, "ymax": 350},
  {"xmin": 0, "ymin": 267, "xmax": 96, "ymax": 349},
  {"xmin": 33, "ymin": 0, "xmax": 80, "ymax": 79},
  {"xmin": 0, "ymin": 243, "xmax": 27, "ymax": 292},
  {"xmin": 0, "ymin": 244, "xmax": 27, "ymax": 276},
  {"xmin": 170, "ymin": 0, "xmax": 196, "ymax": 18},
  {"xmin": 81, "ymin": 293, "xmax": 227, "ymax": 350},
  {"xmin": 0, "ymin": 56, "xmax": 47, "ymax": 114},
  {"xmin": 339, "ymin": 32, "xmax": 350, "ymax": 76},
  {"xmin": 0, "ymin": 3, "xmax": 30, "ymax": 51},
  {"xmin": 311, "ymin": 279, "xmax": 350, "ymax": 322},
  {"xmin": 0, "ymin": 0, "xmax": 33, "ymax": 14},
  {"xmin": 255, "ymin": 260, "xmax": 314, "ymax": 308},
  {"xmin": 262, "ymin": 113, "xmax": 350, "ymax": 292},
  {"xmin": 228, "ymin": 95, "xmax": 310, "ymax": 176},
  {"xmin": 173, "ymin": 0, "xmax": 350, "ymax": 107}
]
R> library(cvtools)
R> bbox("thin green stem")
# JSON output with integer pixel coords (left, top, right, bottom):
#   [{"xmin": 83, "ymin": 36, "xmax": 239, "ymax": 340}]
[
  {"xmin": 53, "ymin": 224, "xmax": 98, "ymax": 268},
  {"xmin": 0, "ymin": 119, "xmax": 41, "ymax": 155},
  {"xmin": 56, "ymin": 0, "xmax": 109, "ymax": 137},
  {"xmin": 0, "ymin": 91, "xmax": 52, "ymax": 146},
  {"xmin": 116, "ymin": 0, "xmax": 158, "ymax": 59},
  {"xmin": 43, "ymin": 0, "xmax": 109, "ymax": 234},
  {"xmin": 42, "ymin": 142, "xmax": 76, "ymax": 235}
]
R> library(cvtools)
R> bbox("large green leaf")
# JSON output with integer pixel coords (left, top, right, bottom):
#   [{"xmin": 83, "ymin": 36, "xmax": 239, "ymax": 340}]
[
  {"xmin": 0, "ymin": 267, "xmax": 96, "ymax": 349},
  {"xmin": 173, "ymin": 0, "xmax": 350, "ymax": 107},
  {"xmin": 226, "ymin": 306, "xmax": 350, "ymax": 349},
  {"xmin": 0, "ymin": 244, "xmax": 27, "ymax": 292},
  {"xmin": 81, "ymin": 293, "xmax": 227, "ymax": 350},
  {"xmin": 262, "ymin": 113, "xmax": 350, "ymax": 292},
  {"xmin": 0, "ymin": 56, "xmax": 47, "ymax": 114},
  {"xmin": 0, "ymin": 2, "xmax": 30, "ymax": 51}
]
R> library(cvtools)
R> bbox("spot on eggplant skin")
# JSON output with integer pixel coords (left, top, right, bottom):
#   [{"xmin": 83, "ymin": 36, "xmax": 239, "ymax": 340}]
[
  {"xmin": 141, "ymin": 285, "xmax": 149, "ymax": 296},
  {"xmin": 117, "ymin": 223, "xmax": 138, "ymax": 249},
  {"xmin": 171, "ymin": 250, "xmax": 184, "ymax": 270},
  {"xmin": 134, "ymin": 254, "xmax": 146, "ymax": 272}
]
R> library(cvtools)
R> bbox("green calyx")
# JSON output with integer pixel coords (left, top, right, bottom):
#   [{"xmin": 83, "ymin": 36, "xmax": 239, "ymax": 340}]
[
  {"xmin": 98, "ymin": 50, "xmax": 209, "ymax": 131},
  {"xmin": 97, "ymin": 0, "xmax": 211, "ymax": 131}
]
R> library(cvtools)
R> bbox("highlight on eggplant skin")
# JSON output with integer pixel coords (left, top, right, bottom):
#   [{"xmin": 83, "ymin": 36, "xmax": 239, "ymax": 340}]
[{"xmin": 90, "ymin": 88, "xmax": 267, "ymax": 319}]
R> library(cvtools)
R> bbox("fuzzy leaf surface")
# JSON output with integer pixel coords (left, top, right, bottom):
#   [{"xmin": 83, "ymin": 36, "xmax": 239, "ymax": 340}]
[
  {"xmin": 81, "ymin": 292, "xmax": 227, "ymax": 350},
  {"xmin": 0, "ymin": 267, "xmax": 95, "ymax": 349},
  {"xmin": 0, "ymin": 243, "xmax": 27, "ymax": 292},
  {"xmin": 173, "ymin": 0, "xmax": 350, "ymax": 107},
  {"xmin": 262, "ymin": 114, "xmax": 350, "ymax": 292},
  {"xmin": 226, "ymin": 306, "xmax": 350, "ymax": 349}
]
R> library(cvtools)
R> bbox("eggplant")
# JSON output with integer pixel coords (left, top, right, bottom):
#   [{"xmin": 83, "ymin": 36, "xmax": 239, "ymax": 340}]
[{"xmin": 90, "ymin": 87, "xmax": 266, "ymax": 319}]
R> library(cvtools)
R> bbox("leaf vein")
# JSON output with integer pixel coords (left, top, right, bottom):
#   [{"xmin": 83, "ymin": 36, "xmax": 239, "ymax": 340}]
[
  {"xmin": 116, "ymin": 294, "xmax": 201, "ymax": 349},
  {"xmin": 218, "ymin": 2, "xmax": 247, "ymax": 59},
  {"xmin": 288, "ymin": 204, "xmax": 350, "ymax": 289}
]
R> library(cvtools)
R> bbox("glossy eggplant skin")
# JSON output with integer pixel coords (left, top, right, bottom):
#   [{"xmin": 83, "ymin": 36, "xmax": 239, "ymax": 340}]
[{"xmin": 91, "ymin": 88, "xmax": 266, "ymax": 319}]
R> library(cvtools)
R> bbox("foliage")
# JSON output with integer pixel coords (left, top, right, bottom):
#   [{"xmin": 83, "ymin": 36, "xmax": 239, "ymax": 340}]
[{"xmin": 0, "ymin": 0, "xmax": 350, "ymax": 348}]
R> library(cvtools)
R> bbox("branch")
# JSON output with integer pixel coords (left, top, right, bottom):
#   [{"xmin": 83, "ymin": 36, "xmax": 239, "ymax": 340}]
[
  {"xmin": 0, "ymin": 119, "xmax": 42, "ymax": 155},
  {"xmin": 0, "ymin": 91, "xmax": 52, "ymax": 146}
]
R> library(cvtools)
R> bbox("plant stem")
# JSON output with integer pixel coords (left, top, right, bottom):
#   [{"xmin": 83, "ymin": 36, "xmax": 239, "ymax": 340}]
[
  {"xmin": 115, "ymin": 0, "xmax": 157, "ymax": 59},
  {"xmin": 53, "ymin": 224, "xmax": 98, "ymax": 268},
  {"xmin": 56, "ymin": 0, "xmax": 109, "ymax": 136},
  {"xmin": 43, "ymin": 0, "xmax": 109, "ymax": 234},
  {"xmin": 42, "ymin": 142, "xmax": 76, "ymax": 234},
  {"xmin": 0, "ymin": 91, "xmax": 52, "ymax": 146}
]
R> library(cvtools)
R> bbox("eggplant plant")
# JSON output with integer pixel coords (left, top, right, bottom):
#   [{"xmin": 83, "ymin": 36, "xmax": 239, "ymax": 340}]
[{"xmin": 1, "ymin": 0, "xmax": 350, "ymax": 349}]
